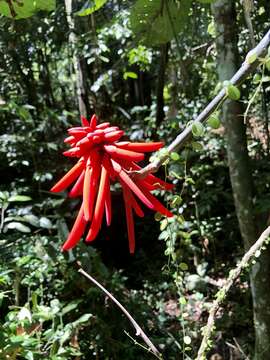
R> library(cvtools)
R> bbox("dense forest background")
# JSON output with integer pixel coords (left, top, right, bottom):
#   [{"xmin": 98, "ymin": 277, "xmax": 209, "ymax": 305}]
[{"xmin": 1, "ymin": 0, "xmax": 270, "ymax": 359}]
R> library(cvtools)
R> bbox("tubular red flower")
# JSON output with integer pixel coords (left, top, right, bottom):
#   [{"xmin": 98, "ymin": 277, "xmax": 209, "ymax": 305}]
[
  {"xmin": 122, "ymin": 183, "xmax": 135, "ymax": 254},
  {"xmin": 83, "ymin": 153, "xmax": 101, "ymax": 221},
  {"xmin": 116, "ymin": 141, "xmax": 164, "ymax": 152},
  {"xmin": 104, "ymin": 145, "xmax": 145, "ymax": 162},
  {"xmin": 104, "ymin": 179, "xmax": 112, "ymax": 226},
  {"xmin": 69, "ymin": 170, "xmax": 85, "ymax": 198},
  {"xmin": 51, "ymin": 114, "xmax": 173, "ymax": 253},
  {"xmin": 62, "ymin": 204, "xmax": 87, "ymax": 251},
  {"xmin": 81, "ymin": 116, "xmax": 90, "ymax": 127},
  {"xmin": 50, "ymin": 160, "xmax": 84, "ymax": 192},
  {"xmin": 86, "ymin": 163, "xmax": 109, "ymax": 242}
]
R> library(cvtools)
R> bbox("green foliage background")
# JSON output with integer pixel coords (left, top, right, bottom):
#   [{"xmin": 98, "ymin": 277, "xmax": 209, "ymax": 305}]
[{"xmin": 0, "ymin": 0, "xmax": 270, "ymax": 359}]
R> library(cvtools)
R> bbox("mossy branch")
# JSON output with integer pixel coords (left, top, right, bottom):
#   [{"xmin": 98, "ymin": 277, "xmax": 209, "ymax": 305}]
[{"xmin": 196, "ymin": 225, "xmax": 270, "ymax": 360}]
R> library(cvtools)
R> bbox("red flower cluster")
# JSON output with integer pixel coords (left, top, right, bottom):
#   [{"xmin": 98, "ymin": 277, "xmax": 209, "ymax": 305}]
[{"xmin": 51, "ymin": 115, "xmax": 173, "ymax": 253}]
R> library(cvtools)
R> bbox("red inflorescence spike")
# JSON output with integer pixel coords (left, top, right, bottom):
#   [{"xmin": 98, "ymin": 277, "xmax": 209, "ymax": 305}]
[{"xmin": 50, "ymin": 114, "xmax": 174, "ymax": 253}]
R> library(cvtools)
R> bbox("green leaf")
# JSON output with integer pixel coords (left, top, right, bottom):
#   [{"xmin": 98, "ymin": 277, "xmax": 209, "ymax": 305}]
[
  {"xmin": 123, "ymin": 71, "xmax": 138, "ymax": 80},
  {"xmin": 191, "ymin": 122, "xmax": 205, "ymax": 137},
  {"xmin": 183, "ymin": 336, "xmax": 192, "ymax": 345},
  {"xmin": 170, "ymin": 195, "xmax": 182, "ymax": 207},
  {"xmin": 262, "ymin": 76, "xmax": 270, "ymax": 83},
  {"xmin": 170, "ymin": 152, "xmax": 180, "ymax": 161},
  {"xmin": 265, "ymin": 59, "xmax": 270, "ymax": 71},
  {"xmin": 130, "ymin": 0, "xmax": 191, "ymax": 46},
  {"xmin": 5, "ymin": 222, "xmax": 31, "ymax": 233},
  {"xmin": 226, "ymin": 84, "xmax": 241, "ymax": 100},
  {"xmin": 207, "ymin": 20, "xmax": 216, "ymax": 37},
  {"xmin": 179, "ymin": 262, "xmax": 188, "ymax": 271},
  {"xmin": 253, "ymin": 73, "xmax": 261, "ymax": 84},
  {"xmin": 8, "ymin": 195, "xmax": 32, "ymax": 202},
  {"xmin": 154, "ymin": 212, "xmax": 163, "ymax": 221},
  {"xmin": 39, "ymin": 217, "xmax": 53, "ymax": 229},
  {"xmin": 61, "ymin": 301, "xmax": 80, "ymax": 316},
  {"xmin": 23, "ymin": 214, "xmax": 40, "ymax": 227},
  {"xmin": 76, "ymin": 0, "xmax": 108, "ymax": 16},
  {"xmin": 207, "ymin": 115, "xmax": 220, "ymax": 129},
  {"xmin": 0, "ymin": 0, "xmax": 55, "ymax": 19},
  {"xmin": 73, "ymin": 313, "xmax": 92, "ymax": 327},
  {"xmin": 160, "ymin": 219, "xmax": 168, "ymax": 231},
  {"xmin": 246, "ymin": 50, "xmax": 257, "ymax": 64},
  {"xmin": 179, "ymin": 296, "xmax": 187, "ymax": 305},
  {"xmin": 191, "ymin": 141, "xmax": 203, "ymax": 151}
]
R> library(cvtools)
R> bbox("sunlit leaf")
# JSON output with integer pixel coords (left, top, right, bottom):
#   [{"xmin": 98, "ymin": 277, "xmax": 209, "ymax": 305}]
[
  {"xmin": 8, "ymin": 195, "xmax": 32, "ymax": 202},
  {"xmin": 39, "ymin": 217, "xmax": 53, "ymax": 229},
  {"xmin": 76, "ymin": 0, "xmax": 108, "ymax": 16},
  {"xmin": 5, "ymin": 222, "xmax": 31, "ymax": 233},
  {"xmin": 0, "ymin": 0, "xmax": 55, "ymax": 19},
  {"xmin": 130, "ymin": 0, "xmax": 191, "ymax": 46}
]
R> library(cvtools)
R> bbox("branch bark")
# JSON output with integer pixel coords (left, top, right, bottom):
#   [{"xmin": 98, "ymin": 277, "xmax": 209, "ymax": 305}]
[
  {"xmin": 78, "ymin": 266, "xmax": 162, "ymax": 359},
  {"xmin": 196, "ymin": 226, "xmax": 270, "ymax": 360},
  {"xmin": 132, "ymin": 28, "xmax": 270, "ymax": 179}
]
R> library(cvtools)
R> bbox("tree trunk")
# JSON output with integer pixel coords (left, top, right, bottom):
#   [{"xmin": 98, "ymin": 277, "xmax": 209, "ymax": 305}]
[
  {"xmin": 64, "ymin": 0, "xmax": 90, "ymax": 118},
  {"xmin": 212, "ymin": 1, "xmax": 270, "ymax": 358},
  {"xmin": 156, "ymin": 43, "xmax": 169, "ymax": 127}
]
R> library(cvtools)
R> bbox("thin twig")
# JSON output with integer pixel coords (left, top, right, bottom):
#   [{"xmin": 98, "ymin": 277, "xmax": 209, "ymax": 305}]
[
  {"xmin": 78, "ymin": 266, "xmax": 162, "ymax": 359},
  {"xmin": 196, "ymin": 226, "xmax": 270, "ymax": 360},
  {"xmin": 131, "ymin": 28, "xmax": 270, "ymax": 179}
]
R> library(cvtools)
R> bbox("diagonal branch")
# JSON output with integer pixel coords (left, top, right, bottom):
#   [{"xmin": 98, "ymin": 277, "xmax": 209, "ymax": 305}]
[
  {"xmin": 78, "ymin": 266, "xmax": 163, "ymax": 359},
  {"xmin": 132, "ymin": 28, "xmax": 270, "ymax": 179},
  {"xmin": 196, "ymin": 225, "xmax": 270, "ymax": 360}
]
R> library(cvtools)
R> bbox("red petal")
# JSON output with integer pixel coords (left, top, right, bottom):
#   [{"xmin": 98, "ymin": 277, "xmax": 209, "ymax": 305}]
[
  {"xmin": 104, "ymin": 130, "xmax": 124, "ymax": 142},
  {"xmin": 69, "ymin": 170, "xmax": 85, "ymax": 197},
  {"xmin": 135, "ymin": 179, "xmax": 156, "ymax": 191},
  {"xmin": 121, "ymin": 182, "xmax": 144, "ymax": 218},
  {"xmin": 83, "ymin": 154, "xmax": 102, "ymax": 221},
  {"xmin": 116, "ymin": 142, "xmax": 164, "ymax": 152},
  {"xmin": 104, "ymin": 179, "xmax": 112, "ymax": 226},
  {"xmin": 64, "ymin": 136, "xmax": 76, "ymax": 144},
  {"xmin": 62, "ymin": 204, "xmax": 87, "ymax": 251},
  {"xmin": 136, "ymin": 180, "xmax": 174, "ymax": 217},
  {"xmin": 104, "ymin": 145, "xmax": 144, "ymax": 162},
  {"xmin": 63, "ymin": 147, "xmax": 81, "ymax": 157},
  {"xmin": 96, "ymin": 122, "xmax": 110, "ymax": 129},
  {"xmin": 104, "ymin": 126, "xmax": 119, "ymax": 133},
  {"xmin": 86, "ymin": 164, "xmax": 109, "ymax": 242},
  {"xmin": 68, "ymin": 129, "xmax": 87, "ymax": 136},
  {"xmin": 77, "ymin": 137, "xmax": 93, "ymax": 151},
  {"xmin": 50, "ymin": 160, "xmax": 84, "ymax": 192},
  {"xmin": 90, "ymin": 114, "xmax": 97, "ymax": 129},
  {"xmin": 113, "ymin": 165, "xmax": 154, "ymax": 209},
  {"xmin": 81, "ymin": 116, "xmax": 89, "ymax": 127},
  {"xmin": 124, "ymin": 161, "xmax": 174, "ymax": 190},
  {"xmin": 122, "ymin": 184, "xmax": 135, "ymax": 254},
  {"xmin": 83, "ymin": 165, "xmax": 92, "ymax": 221}
]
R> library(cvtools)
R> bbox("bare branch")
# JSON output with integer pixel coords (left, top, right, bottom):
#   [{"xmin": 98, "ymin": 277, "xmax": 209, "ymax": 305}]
[
  {"xmin": 196, "ymin": 226, "xmax": 270, "ymax": 360},
  {"xmin": 133, "ymin": 28, "xmax": 270, "ymax": 179},
  {"xmin": 78, "ymin": 266, "xmax": 163, "ymax": 359}
]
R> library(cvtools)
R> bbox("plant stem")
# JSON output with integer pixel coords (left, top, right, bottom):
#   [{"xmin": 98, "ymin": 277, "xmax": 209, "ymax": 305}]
[
  {"xmin": 196, "ymin": 225, "xmax": 270, "ymax": 360},
  {"xmin": 78, "ymin": 266, "xmax": 162, "ymax": 359}
]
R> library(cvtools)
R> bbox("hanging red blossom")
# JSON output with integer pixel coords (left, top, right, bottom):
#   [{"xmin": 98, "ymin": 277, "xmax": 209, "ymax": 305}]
[{"xmin": 51, "ymin": 114, "xmax": 173, "ymax": 253}]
